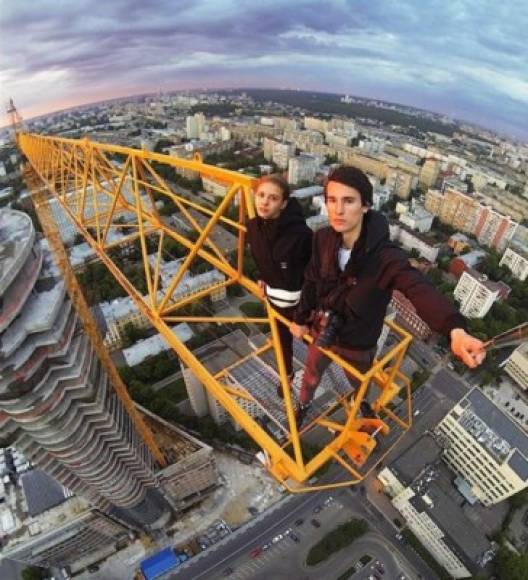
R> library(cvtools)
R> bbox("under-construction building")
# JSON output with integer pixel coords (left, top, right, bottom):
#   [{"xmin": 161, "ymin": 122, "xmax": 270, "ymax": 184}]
[{"xmin": 0, "ymin": 208, "xmax": 172, "ymax": 531}]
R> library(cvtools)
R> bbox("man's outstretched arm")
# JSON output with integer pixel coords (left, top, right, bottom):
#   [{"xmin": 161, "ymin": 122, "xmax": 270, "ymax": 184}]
[{"xmin": 381, "ymin": 248, "xmax": 486, "ymax": 368}]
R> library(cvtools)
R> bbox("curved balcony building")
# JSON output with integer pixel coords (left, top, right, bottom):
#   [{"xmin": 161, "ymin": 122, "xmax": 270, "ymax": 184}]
[{"xmin": 0, "ymin": 209, "xmax": 171, "ymax": 530}]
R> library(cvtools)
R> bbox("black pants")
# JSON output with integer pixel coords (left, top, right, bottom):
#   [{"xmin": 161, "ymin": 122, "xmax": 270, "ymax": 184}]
[{"xmin": 273, "ymin": 304, "xmax": 296, "ymax": 377}]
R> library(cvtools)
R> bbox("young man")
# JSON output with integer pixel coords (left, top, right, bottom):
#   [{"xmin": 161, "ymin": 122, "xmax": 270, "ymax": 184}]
[
  {"xmin": 290, "ymin": 166, "xmax": 485, "ymax": 426},
  {"xmin": 247, "ymin": 175, "xmax": 312, "ymax": 396}
]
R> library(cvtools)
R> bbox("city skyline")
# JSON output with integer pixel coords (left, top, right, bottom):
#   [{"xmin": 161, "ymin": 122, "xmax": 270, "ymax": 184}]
[{"xmin": 1, "ymin": 0, "xmax": 527, "ymax": 141}]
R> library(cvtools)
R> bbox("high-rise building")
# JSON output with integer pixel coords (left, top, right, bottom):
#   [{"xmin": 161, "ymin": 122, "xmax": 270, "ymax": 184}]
[
  {"xmin": 474, "ymin": 206, "xmax": 518, "ymax": 252},
  {"xmin": 500, "ymin": 247, "xmax": 528, "ymax": 281},
  {"xmin": 304, "ymin": 116, "xmax": 328, "ymax": 132},
  {"xmin": 186, "ymin": 112, "xmax": 206, "ymax": 139},
  {"xmin": 389, "ymin": 290, "xmax": 432, "ymax": 340},
  {"xmin": 272, "ymin": 142, "xmax": 295, "ymax": 170},
  {"xmin": 419, "ymin": 158, "xmax": 440, "ymax": 190},
  {"xmin": 424, "ymin": 188, "xmax": 443, "ymax": 216},
  {"xmin": 453, "ymin": 270, "xmax": 502, "ymax": 318},
  {"xmin": 386, "ymin": 167, "xmax": 414, "ymax": 200},
  {"xmin": 440, "ymin": 188, "xmax": 480, "ymax": 234},
  {"xmin": 0, "ymin": 209, "xmax": 172, "ymax": 532},
  {"xmin": 435, "ymin": 388, "xmax": 528, "ymax": 506},
  {"xmin": 287, "ymin": 154, "xmax": 319, "ymax": 185}
]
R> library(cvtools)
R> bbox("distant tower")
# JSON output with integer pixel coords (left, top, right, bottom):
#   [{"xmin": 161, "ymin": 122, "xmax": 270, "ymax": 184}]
[
  {"xmin": 6, "ymin": 98, "xmax": 25, "ymax": 141},
  {"xmin": 0, "ymin": 209, "xmax": 172, "ymax": 530}
]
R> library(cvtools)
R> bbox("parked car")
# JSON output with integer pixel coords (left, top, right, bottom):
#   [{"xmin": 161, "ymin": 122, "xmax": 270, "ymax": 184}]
[
  {"xmin": 313, "ymin": 505, "xmax": 322, "ymax": 513},
  {"xmin": 222, "ymin": 567, "xmax": 233, "ymax": 577},
  {"xmin": 250, "ymin": 547, "xmax": 262, "ymax": 558},
  {"xmin": 290, "ymin": 533, "xmax": 300, "ymax": 543},
  {"xmin": 294, "ymin": 518, "xmax": 304, "ymax": 526},
  {"xmin": 311, "ymin": 518, "xmax": 321, "ymax": 528}
]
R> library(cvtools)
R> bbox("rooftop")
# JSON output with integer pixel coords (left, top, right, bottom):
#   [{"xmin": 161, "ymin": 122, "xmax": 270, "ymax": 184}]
[
  {"xmin": 21, "ymin": 469, "xmax": 72, "ymax": 517},
  {"xmin": 391, "ymin": 435, "xmax": 495, "ymax": 571},
  {"xmin": 291, "ymin": 185, "xmax": 324, "ymax": 199},
  {"xmin": 462, "ymin": 388, "xmax": 528, "ymax": 480},
  {"xmin": 122, "ymin": 324, "xmax": 193, "ymax": 366},
  {"xmin": 409, "ymin": 462, "xmax": 492, "ymax": 569},
  {"xmin": 138, "ymin": 406, "xmax": 211, "ymax": 466},
  {"xmin": 4, "ymin": 482, "xmax": 92, "ymax": 550},
  {"xmin": 390, "ymin": 433, "xmax": 442, "ymax": 485}
]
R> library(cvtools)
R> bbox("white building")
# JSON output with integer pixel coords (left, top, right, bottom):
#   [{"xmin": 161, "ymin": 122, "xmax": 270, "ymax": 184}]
[
  {"xmin": 287, "ymin": 154, "xmax": 319, "ymax": 185},
  {"xmin": 389, "ymin": 223, "xmax": 440, "ymax": 262},
  {"xmin": 499, "ymin": 247, "xmax": 528, "ymax": 281},
  {"xmin": 325, "ymin": 131, "xmax": 351, "ymax": 148},
  {"xmin": 453, "ymin": 270, "xmax": 501, "ymax": 318},
  {"xmin": 373, "ymin": 189, "xmax": 391, "ymax": 211},
  {"xmin": 378, "ymin": 435, "xmax": 493, "ymax": 579},
  {"xmin": 504, "ymin": 344, "xmax": 528, "ymax": 391},
  {"xmin": 186, "ymin": 113, "xmax": 206, "ymax": 140},
  {"xmin": 399, "ymin": 204, "xmax": 434, "ymax": 233},
  {"xmin": 262, "ymin": 137, "xmax": 278, "ymax": 161},
  {"xmin": 122, "ymin": 324, "xmax": 192, "ymax": 366},
  {"xmin": 182, "ymin": 330, "xmax": 269, "ymax": 427},
  {"xmin": 219, "ymin": 126, "xmax": 231, "ymax": 141},
  {"xmin": 272, "ymin": 142, "xmax": 295, "ymax": 170},
  {"xmin": 435, "ymin": 388, "xmax": 528, "ymax": 506}
]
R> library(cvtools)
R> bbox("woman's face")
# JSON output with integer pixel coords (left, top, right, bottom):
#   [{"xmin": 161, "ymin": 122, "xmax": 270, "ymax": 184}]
[{"xmin": 254, "ymin": 181, "xmax": 287, "ymax": 219}]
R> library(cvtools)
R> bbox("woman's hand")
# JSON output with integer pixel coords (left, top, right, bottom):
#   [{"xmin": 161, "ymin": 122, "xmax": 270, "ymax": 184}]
[{"xmin": 257, "ymin": 280, "xmax": 266, "ymax": 299}]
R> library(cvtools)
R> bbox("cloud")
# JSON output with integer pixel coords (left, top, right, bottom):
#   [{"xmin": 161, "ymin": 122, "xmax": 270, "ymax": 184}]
[{"xmin": 0, "ymin": 0, "xmax": 527, "ymax": 139}]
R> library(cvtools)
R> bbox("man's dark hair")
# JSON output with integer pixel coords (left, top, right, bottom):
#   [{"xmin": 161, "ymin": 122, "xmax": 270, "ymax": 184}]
[
  {"xmin": 325, "ymin": 165, "xmax": 373, "ymax": 206},
  {"xmin": 256, "ymin": 174, "xmax": 291, "ymax": 200}
]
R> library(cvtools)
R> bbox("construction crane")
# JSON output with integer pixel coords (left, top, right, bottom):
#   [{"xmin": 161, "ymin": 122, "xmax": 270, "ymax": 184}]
[{"xmin": 11, "ymin": 106, "xmax": 415, "ymax": 492}]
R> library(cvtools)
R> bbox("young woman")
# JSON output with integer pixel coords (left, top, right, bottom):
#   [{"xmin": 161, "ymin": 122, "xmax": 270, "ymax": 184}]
[{"xmin": 246, "ymin": 175, "xmax": 313, "ymax": 396}]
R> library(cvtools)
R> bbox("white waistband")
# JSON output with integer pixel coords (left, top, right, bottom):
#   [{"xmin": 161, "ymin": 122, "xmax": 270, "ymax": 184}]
[{"xmin": 265, "ymin": 285, "xmax": 301, "ymax": 308}]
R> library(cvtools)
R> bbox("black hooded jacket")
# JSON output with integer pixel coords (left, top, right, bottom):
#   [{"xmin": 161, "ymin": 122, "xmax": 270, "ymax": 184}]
[
  {"xmin": 246, "ymin": 198, "xmax": 313, "ymax": 292},
  {"xmin": 295, "ymin": 210, "xmax": 466, "ymax": 349}
]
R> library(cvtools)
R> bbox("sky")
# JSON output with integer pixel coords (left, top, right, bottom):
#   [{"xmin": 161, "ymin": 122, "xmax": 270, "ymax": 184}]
[{"xmin": 1, "ymin": 0, "xmax": 527, "ymax": 140}]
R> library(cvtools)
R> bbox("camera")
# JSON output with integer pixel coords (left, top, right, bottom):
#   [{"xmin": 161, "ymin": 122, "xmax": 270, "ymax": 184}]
[{"xmin": 315, "ymin": 310, "xmax": 343, "ymax": 348}]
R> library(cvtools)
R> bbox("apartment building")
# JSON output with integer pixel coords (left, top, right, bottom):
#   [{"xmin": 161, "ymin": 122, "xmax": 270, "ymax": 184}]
[
  {"xmin": 435, "ymin": 388, "xmax": 528, "ymax": 506},
  {"xmin": 453, "ymin": 270, "xmax": 502, "ymax": 318}
]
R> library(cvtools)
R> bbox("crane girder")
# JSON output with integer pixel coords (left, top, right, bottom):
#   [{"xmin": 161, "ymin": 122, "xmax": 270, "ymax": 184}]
[{"xmin": 18, "ymin": 132, "xmax": 413, "ymax": 491}]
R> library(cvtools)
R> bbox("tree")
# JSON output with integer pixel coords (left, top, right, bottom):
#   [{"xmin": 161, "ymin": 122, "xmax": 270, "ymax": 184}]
[
  {"xmin": 239, "ymin": 301, "xmax": 266, "ymax": 318},
  {"xmin": 154, "ymin": 138, "xmax": 174, "ymax": 153},
  {"xmin": 22, "ymin": 567, "xmax": 47, "ymax": 580},
  {"xmin": 495, "ymin": 544, "xmax": 528, "ymax": 580}
]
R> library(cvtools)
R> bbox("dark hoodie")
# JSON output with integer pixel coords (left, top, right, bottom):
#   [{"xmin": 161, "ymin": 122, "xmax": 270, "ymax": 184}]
[
  {"xmin": 295, "ymin": 210, "xmax": 466, "ymax": 349},
  {"xmin": 246, "ymin": 198, "xmax": 313, "ymax": 292}
]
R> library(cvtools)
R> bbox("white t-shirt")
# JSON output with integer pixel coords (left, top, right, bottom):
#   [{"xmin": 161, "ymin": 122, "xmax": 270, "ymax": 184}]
[{"xmin": 338, "ymin": 247, "xmax": 352, "ymax": 272}]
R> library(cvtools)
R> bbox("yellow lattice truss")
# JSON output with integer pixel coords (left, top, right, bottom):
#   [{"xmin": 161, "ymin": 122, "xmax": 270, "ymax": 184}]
[{"xmin": 17, "ymin": 132, "xmax": 414, "ymax": 492}]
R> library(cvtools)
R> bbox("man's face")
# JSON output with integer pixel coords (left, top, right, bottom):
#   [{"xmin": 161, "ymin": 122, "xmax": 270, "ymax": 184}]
[
  {"xmin": 326, "ymin": 181, "xmax": 367, "ymax": 235},
  {"xmin": 255, "ymin": 181, "xmax": 287, "ymax": 220}
]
